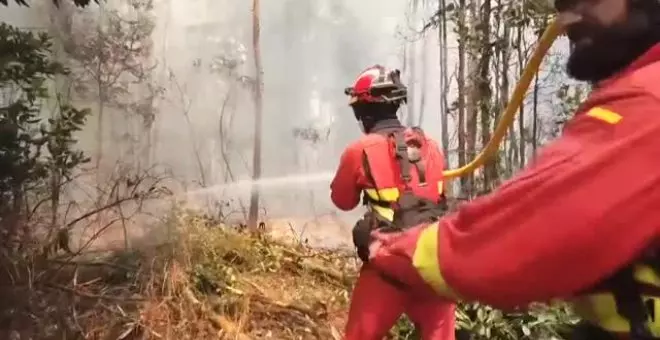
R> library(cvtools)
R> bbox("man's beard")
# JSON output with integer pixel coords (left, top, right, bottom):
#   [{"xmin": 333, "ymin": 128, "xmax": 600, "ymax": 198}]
[{"xmin": 566, "ymin": 8, "xmax": 658, "ymax": 83}]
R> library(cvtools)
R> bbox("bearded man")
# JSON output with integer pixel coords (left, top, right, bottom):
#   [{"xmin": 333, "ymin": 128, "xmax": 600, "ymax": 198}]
[{"xmin": 361, "ymin": 0, "xmax": 660, "ymax": 339}]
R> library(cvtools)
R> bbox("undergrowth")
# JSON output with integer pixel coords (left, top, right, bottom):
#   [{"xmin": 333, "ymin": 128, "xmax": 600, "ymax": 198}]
[
  {"xmin": 0, "ymin": 208, "xmax": 358, "ymax": 339},
  {"xmin": 0, "ymin": 208, "xmax": 579, "ymax": 339}
]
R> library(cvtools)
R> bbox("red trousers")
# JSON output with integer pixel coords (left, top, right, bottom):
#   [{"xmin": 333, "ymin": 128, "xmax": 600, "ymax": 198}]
[{"xmin": 344, "ymin": 265, "xmax": 456, "ymax": 340}]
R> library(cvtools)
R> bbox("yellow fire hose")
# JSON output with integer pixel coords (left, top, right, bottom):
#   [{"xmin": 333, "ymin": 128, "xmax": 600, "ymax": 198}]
[{"xmin": 442, "ymin": 18, "xmax": 566, "ymax": 179}]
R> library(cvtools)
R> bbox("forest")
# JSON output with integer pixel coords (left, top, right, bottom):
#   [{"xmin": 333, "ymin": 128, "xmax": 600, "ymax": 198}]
[{"xmin": 0, "ymin": 0, "xmax": 590, "ymax": 338}]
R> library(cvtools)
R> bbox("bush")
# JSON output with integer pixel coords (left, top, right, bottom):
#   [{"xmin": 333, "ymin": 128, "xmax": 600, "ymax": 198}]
[{"xmin": 391, "ymin": 302, "xmax": 580, "ymax": 340}]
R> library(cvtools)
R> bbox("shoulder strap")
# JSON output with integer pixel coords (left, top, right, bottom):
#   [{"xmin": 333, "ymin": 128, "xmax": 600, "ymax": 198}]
[
  {"xmin": 391, "ymin": 130, "xmax": 412, "ymax": 189},
  {"xmin": 361, "ymin": 150, "xmax": 379, "ymax": 204},
  {"xmin": 400, "ymin": 127, "xmax": 429, "ymax": 186},
  {"xmin": 608, "ymin": 267, "xmax": 654, "ymax": 339}
]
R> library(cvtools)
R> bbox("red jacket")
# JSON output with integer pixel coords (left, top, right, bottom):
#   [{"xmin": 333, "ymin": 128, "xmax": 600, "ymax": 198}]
[
  {"xmin": 330, "ymin": 120, "xmax": 446, "ymax": 214},
  {"xmin": 427, "ymin": 44, "xmax": 660, "ymax": 308}
]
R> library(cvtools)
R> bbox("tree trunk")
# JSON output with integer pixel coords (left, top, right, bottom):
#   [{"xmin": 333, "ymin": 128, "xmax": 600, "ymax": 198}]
[
  {"xmin": 407, "ymin": 40, "xmax": 417, "ymax": 126},
  {"xmin": 400, "ymin": 44, "xmax": 409, "ymax": 122},
  {"xmin": 516, "ymin": 24, "xmax": 527, "ymax": 168},
  {"xmin": 439, "ymin": 0, "xmax": 450, "ymax": 165},
  {"xmin": 515, "ymin": 23, "xmax": 525, "ymax": 169},
  {"xmin": 465, "ymin": 0, "xmax": 480, "ymax": 196},
  {"xmin": 498, "ymin": 3, "xmax": 511, "ymax": 178},
  {"xmin": 418, "ymin": 34, "xmax": 428, "ymax": 126},
  {"xmin": 478, "ymin": 0, "xmax": 494, "ymax": 192},
  {"xmin": 456, "ymin": 0, "xmax": 468, "ymax": 197},
  {"xmin": 532, "ymin": 16, "xmax": 549, "ymax": 159},
  {"xmin": 248, "ymin": 0, "xmax": 264, "ymax": 231},
  {"xmin": 95, "ymin": 86, "xmax": 104, "ymax": 181}
]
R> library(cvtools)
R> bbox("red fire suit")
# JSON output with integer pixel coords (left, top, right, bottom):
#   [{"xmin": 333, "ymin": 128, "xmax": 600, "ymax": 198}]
[
  {"xmin": 368, "ymin": 44, "xmax": 660, "ymax": 337},
  {"xmin": 331, "ymin": 120, "xmax": 455, "ymax": 340}
]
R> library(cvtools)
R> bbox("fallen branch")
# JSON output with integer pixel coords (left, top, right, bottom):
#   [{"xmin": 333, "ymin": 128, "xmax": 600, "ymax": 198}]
[
  {"xmin": 65, "ymin": 196, "xmax": 137, "ymax": 229},
  {"xmin": 182, "ymin": 287, "xmax": 251, "ymax": 340},
  {"xmin": 284, "ymin": 257, "xmax": 355, "ymax": 288},
  {"xmin": 48, "ymin": 259, "xmax": 137, "ymax": 272},
  {"xmin": 241, "ymin": 278, "xmax": 324, "ymax": 318},
  {"xmin": 43, "ymin": 283, "xmax": 145, "ymax": 302},
  {"xmin": 276, "ymin": 246, "xmax": 356, "ymax": 287}
]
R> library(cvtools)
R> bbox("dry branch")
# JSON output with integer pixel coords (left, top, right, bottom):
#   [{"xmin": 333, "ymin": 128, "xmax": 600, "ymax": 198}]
[
  {"xmin": 43, "ymin": 283, "xmax": 145, "ymax": 302},
  {"xmin": 182, "ymin": 287, "xmax": 251, "ymax": 340}
]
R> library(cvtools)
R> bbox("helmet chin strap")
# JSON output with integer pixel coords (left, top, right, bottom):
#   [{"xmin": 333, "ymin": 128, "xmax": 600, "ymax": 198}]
[
  {"xmin": 358, "ymin": 119, "xmax": 367, "ymax": 133},
  {"xmin": 358, "ymin": 116, "xmax": 378, "ymax": 133}
]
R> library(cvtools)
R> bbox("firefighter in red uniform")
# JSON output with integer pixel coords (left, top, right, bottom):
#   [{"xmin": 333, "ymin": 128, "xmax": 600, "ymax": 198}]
[
  {"xmin": 360, "ymin": 0, "xmax": 660, "ymax": 339},
  {"xmin": 330, "ymin": 65, "xmax": 456, "ymax": 340}
]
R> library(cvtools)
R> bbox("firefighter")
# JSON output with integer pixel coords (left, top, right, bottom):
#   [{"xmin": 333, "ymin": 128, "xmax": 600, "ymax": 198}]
[
  {"xmin": 363, "ymin": 0, "xmax": 660, "ymax": 339},
  {"xmin": 330, "ymin": 65, "xmax": 456, "ymax": 340}
]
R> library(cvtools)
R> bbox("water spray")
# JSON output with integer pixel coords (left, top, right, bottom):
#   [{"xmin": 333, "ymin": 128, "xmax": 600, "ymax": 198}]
[
  {"xmin": 186, "ymin": 18, "xmax": 566, "ymax": 200},
  {"xmin": 184, "ymin": 171, "xmax": 336, "ymax": 197}
]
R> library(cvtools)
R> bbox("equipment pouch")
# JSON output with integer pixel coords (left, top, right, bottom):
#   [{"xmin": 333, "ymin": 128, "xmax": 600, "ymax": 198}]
[{"xmin": 352, "ymin": 216, "xmax": 373, "ymax": 263}]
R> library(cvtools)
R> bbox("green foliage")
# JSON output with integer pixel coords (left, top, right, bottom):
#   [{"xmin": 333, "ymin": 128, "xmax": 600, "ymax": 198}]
[
  {"xmin": 553, "ymin": 83, "xmax": 589, "ymax": 137},
  {"xmin": 391, "ymin": 315, "xmax": 421, "ymax": 339},
  {"xmin": 390, "ymin": 302, "xmax": 580, "ymax": 340},
  {"xmin": 0, "ymin": 22, "xmax": 89, "ymax": 243},
  {"xmin": 455, "ymin": 302, "xmax": 579, "ymax": 339},
  {"xmin": 0, "ymin": 0, "xmax": 98, "ymax": 7},
  {"xmin": 66, "ymin": 0, "xmax": 156, "ymax": 104}
]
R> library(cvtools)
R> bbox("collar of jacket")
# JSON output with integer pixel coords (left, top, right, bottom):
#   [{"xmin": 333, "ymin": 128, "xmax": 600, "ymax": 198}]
[
  {"xmin": 369, "ymin": 119, "xmax": 404, "ymax": 134},
  {"xmin": 598, "ymin": 42, "xmax": 660, "ymax": 88}
]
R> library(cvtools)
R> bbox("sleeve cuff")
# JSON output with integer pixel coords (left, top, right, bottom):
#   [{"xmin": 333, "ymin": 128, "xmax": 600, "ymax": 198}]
[{"xmin": 412, "ymin": 222, "xmax": 462, "ymax": 300}]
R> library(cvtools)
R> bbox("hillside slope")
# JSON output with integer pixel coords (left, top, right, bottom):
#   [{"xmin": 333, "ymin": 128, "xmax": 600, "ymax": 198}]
[{"xmin": 0, "ymin": 210, "xmax": 357, "ymax": 339}]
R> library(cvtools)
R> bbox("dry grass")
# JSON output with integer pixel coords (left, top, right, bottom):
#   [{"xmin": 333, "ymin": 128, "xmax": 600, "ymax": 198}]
[{"xmin": 0, "ymin": 209, "xmax": 358, "ymax": 339}]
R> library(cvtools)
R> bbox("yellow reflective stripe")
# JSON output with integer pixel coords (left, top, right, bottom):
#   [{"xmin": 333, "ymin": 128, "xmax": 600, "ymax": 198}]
[
  {"xmin": 371, "ymin": 205, "xmax": 394, "ymax": 221},
  {"xmin": 635, "ymin": 264, "xmax": 660, "ymax": 288},
  {"xmin": 438, "ymin": 181, "xmax": 444, "ymax": 195},
  {"xmin": 586, "ymin": 107, "xmax": 622, "ymax": 124},
  {"xmin": 365, "ymin": 188, "xmax": 399, "ymax": 202},
  {"xmin": 570, "ymin": 264, "xmax": 660, "ymax": 337},
  {"xmin": 365, "ymin": 189, "xmax": 379, "ymax": 201},
  {"xmin": 572, "ymin": 294, "xmax": 660, "ymax": 336},
  {"xmin": 412, "ymin": 222, "xmax": 460, "ymax": 299},
  {"xmin": 364, "ymin": 187, "xmax": 398, "ymax": 221}
]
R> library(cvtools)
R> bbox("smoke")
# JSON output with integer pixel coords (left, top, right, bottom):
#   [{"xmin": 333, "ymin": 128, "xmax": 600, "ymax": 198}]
[
  {"xmin": 0, "ymin": 0, "xmax": 574, "ymax": 248},
  {"xmin": 146, "ymin": 0, "xmax": 409, "ymax": 224}
]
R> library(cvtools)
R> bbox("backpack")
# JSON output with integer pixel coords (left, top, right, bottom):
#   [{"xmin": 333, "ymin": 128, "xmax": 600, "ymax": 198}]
[{"xmin": 363, "ymin": 126, "xmax": 448, "ymax": 230}]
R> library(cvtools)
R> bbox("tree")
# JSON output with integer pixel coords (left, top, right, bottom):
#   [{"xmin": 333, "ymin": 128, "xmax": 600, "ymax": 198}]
[
  {"xmin": 0, "ymin": 23, "xmax": 90, "ymax": 252},
  {"xmin": 414, "ymin": 0, "xmax": 583, "ymax": 337},
  {"xmin": 0, "ymin": 0, "xmax": 97, "ymax": 7},
  {"xmin": 248, "ymin": 0, "xmax": 264, "ymax": 231},
  {"xmin": 58, "ymin": 0, "xmax": 156, "ymax": 179}
]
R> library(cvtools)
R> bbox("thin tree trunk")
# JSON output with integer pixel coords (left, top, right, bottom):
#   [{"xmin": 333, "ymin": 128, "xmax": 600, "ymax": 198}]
[
  {"xmin": 418, "ymin": 34, "xmax": 428, "ymax": 126},
  {"xmin": 407, "ymin": 39, "xmax": 417, "ymax": 126},
  {"xmin": 96, "ymin": 86, "xmax": 104, "ymax": 178},
  {"xmin": 498, "ymin": 1, "xmax": 511, "ymax": 179},
  {"xmin": 456, "ymin": 0, "xmax": 468, "ymax": 197},
  {"xmin": 248, "ymin": 0, "xmax": 264, "ymax": 231},
  {"xmin": 517, "ymin": 24, "xmax": 527, "ymax": 167},
  {"xmin": 532, "ymin": 16, "xmax": 549, "ymax": 159},
  {"xmin": 400, "ymin": 44, "xmax": 409, "ymax": 122},
  {"xmin": 478, "ymin": 0, "xmax": 494, "ymax": 191},
  {"xmin": 439, "ymin": 0, "xmax": 450, "ymax": 165},
  {"xmin": 515, "ymin": 23, "xmax": 525, "ymax": 169},
  {"xmin": 465, "ymin": 0, "xmax": 480, "ymax": 196}
]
